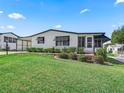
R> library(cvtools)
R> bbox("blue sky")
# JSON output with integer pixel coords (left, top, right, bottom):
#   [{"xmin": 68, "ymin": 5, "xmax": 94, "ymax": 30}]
[{"xmin": 0, "ymin": 0, "xmax": 124, "ymax": 37}]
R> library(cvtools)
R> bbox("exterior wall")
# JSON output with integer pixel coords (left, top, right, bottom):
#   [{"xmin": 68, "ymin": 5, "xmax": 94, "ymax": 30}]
[
  {"xmin": 31, "ymin": 30, "xmax": 96, "ymax": 53},
  {"xmin": 0, "ymin": 33, "xmax": 18, "ymax": 50},
  {"xmin": 0, "ymin": 31, "xmax": 106, "ymax": 53},
  {"xmin": 0, "ymin": 33, "xmax": 31, "ymax": 51},
  {"xmin": 0, "ymin": 35, "xmax": 2, "ymax": 49},
  {"xmin": 107, "ymin": 44, "xmax": 124, "ymax": 55},
  {"xmin": 32, "ymin": 30, "xmax": 78, "ymax": 49}
]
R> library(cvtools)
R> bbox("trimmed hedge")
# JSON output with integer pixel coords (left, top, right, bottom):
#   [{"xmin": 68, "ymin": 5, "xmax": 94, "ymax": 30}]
[
  {"xmin": 27, "ymin": 47, "xmax": 81, "ymax": 53},
  {"xmin": 27, "ymin": 47, "xmax": 61, "ymax": 53},
  {"xmin": 62, "ymin": 47, "xmax": 76, "ymax": 53}
]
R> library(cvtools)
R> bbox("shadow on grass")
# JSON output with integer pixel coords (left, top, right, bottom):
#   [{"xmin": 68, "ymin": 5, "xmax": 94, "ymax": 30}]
[{"xmin": 107, "ymin": 57, "xmax": 124, "ymax": 64}]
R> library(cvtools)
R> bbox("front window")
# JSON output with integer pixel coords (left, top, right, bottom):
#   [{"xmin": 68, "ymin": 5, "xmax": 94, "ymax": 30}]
[
  {"xmin": 37, "ymin": 37, "xmax": 45, "ymax": 44},
  {"xmin": 78, "ymin": 37, "xmax": 85, "ymax": 47},
  {"xmin": 4, "ymin": 36, "xmax": 9, "ymax": 42},
  {"xmin": 13, "ymin": 38, "xmax": 17, "ymax": 43},
  {"xmin": 95, "ymin": 39, "xmax": 102, "ymax": 47},
  {"xmin": 87, "ymin": 37, "xmax": 92, "ymax": 48},
  {"xmin": 9, "ymin": 37, "xmax": 12, "ymax": 43},
  {"xmin": 56, "ymin": 36, "xmax": 70, "ymax": 46},
  {"xmin": 4, "ymin": 36, "xmax": 17, "ymax": 43}
]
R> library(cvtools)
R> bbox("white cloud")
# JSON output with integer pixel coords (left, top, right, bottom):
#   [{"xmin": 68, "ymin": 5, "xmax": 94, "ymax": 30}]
[
  {"xmin": 54, "ymin": 25, "xmax": 62, "ymax": 29},
  {"xmin": 0, "ymin": 25, "xmax": 15, "ymax": 30},
  {"xmin": 0, "ymin": 11, "xmax": 3, "ymax": 14},
  {"xmin": 0, "ymin": 25, "xmax": 5, "ymax": 29},
  {"xmin": 8, "ymin": 12, "xmax": 26, "ymax": 20},
  {"xmin": 7, "ymin": 25, "xmax": 15, "ymax": 30},
  {"xmin": 112, "ymin": 25, "xmax": 117, "ymax": 29},
  {"xmin": 115, "ymin": 0, "xmax": 124, "ymax": 5},
  {"xmin": 112, "ymin": 22, "xmax": 124, "ymax": 29},
  {"xmin": 80, "ymin": 9, "xmax": 89, "ymax": 14}
]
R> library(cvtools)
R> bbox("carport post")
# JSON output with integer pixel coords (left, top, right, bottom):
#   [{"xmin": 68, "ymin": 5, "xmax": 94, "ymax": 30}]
[{"xmin": 5, "ymin": 40, "xmax": 9, "ymax": 55}]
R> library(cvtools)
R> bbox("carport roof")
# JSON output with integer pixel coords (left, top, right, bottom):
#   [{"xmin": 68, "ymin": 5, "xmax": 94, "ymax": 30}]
[{"xmin": 0, "ymin": 32, "xmax": 20, "ymax": 37}]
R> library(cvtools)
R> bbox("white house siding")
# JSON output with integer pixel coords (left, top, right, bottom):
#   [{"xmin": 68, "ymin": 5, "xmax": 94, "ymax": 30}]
[
  {"xmin": 31, "ymin": 30, "xmax": 96, "ymax": 53},
  {"xmin": 0, "ymin": 33, "xmax": 18, "ymax": 50},
  {"xmin": 31, "ymin": 30, "xmax": 78, "ymax": 49},
  {"xmin": 0, "ymin": 35, "xmax": 2, "ymax": 49},
  {"xmin": 0, "ymin": 33, "xmax": 31, "ymax": 51}
]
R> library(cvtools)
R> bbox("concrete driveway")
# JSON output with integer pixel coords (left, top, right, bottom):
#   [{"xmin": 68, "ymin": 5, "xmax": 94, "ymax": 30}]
[
  {"xmin": 109, "ymin": 56, "xmax": 124, "ymax": 63},
  {"xmin": 115, "ymin": 56, "xmax": 124, "ymax": 63}
]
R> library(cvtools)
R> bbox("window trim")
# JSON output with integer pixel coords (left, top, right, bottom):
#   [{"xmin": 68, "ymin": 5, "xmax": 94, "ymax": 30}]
[
  {"xmin": 94, "ymin": 39, "xmax": 102, "ymax": 48},
  {"xmin": 37, "ymin": 37, "xmax": 45, "ymax": 44},
  {"xmin": 4, "ymin": 36, "xmax": 17, "ymax": 43},
  {"xmin": 55, "ymin": 36, "xmax": 70, "ymax": 46}
]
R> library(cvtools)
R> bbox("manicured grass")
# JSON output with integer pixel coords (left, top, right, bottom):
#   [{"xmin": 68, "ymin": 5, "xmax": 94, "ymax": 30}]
[{"xmin": 0, "ymin": 54, "xmax": 124, "ymax": 93}]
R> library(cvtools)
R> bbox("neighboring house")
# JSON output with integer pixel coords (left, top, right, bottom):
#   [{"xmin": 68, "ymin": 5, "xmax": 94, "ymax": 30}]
[
  {"xmin": 103, "ymin": 40, "xmax": 111, "ymax": 48},
  {"xmin": 25, "ymin": 29, "xmax": 110, "ymax": 53},
  {"xmin": 0, "ymin": 32, "xmax": 31, "ymax": 51},
  {"xmin": 107, "ymin": 44, "xmax": 124, "ymax": 55}
]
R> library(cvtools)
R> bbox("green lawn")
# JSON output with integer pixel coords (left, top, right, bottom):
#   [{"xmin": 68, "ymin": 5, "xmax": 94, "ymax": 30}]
[{"xmin": 0, "ymin": 54, "xmax": 124, "ymax": 93}]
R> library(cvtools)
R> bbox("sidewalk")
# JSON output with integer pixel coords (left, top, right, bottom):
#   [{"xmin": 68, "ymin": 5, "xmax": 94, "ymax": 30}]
[{"xmin": 0, "ymin": 51, "xmax": 27, "ymax": 55}]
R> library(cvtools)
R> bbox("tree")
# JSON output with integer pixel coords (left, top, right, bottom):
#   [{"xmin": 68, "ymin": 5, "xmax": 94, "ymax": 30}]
[{"xmin": 112, "ymin": 26, "xmax": 124, "ymax": 44}]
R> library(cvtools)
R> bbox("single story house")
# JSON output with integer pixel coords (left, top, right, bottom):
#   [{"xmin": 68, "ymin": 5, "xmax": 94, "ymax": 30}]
[
  {"xmin": 0, "ymin": 32, "xmax": 31, "ymax": 51},
  {"xmin": 0, "ymin": 29, "xmax": 110, "ymax": 53},
  {"xmin": 24, "ymin": 29, "xmax": 110, "ymax": 53},
  {"xmin": 107, "ymin": 44, "xmax": 124, "ymax": 55}
]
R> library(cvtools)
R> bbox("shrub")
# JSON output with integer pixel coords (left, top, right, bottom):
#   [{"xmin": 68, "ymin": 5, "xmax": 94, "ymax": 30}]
[
  {"xmin": 54, "ymin": 49, "xmax": 61, "ymax": 53},
  {"xmin": 68, "ymin": 47, "xmax": 76, "ymax": 53},
  {"xmin": 95, "ymin": 56, "xmax": 104, "ymax": 64},
  {"xmin": 59, "ymin": 53, "xmax": 69, "ymax": 59},
  {"xmin": 77, "ymin": 48, "xmax": 84, "ymax": 54},
  {"xmin": 107, "ymin": 53, "xmax": 115, "ymax": 57},
  {"xmin": 27, "ymin": 47, "xmax": 37, "ymax": 52},
  {"xmin": 27, "ymin": 48, "xmax": 61, "ymax": 53},
  {"xmin": 27, "ymin": 48, "xmax": 31, "ymax": 52},
  {"xmin": 69, "ymin": 53, "xmax": 78, "ymax": 60},
  {"xmin": 48, "ymin": 48, "xmax": 54, "ymax": 53},
  {"xmin": 85, "ymin": 56, "xmax": 95, "ymax": 63},
  {"xmin": 62, "ymin": 47, "xmax": 76, "ymax": 53},
  {"xmin": 43, "ymin": 48, "xmax": 54, "ymax": 53},
  {"xmin": 62, "ymin": 48, "xmax": 70, "ymax": 53},
  {"xmin": 96, "ymin": 48, "xmax": 107, "ymax": 61},
  {"xmin": 78, "ymin": 55, "xmax": 86, "ymax": 62},
  {"xmin": 27, "ymin": 48, "xmax": 44, "ymax": 52},
  {"xmin": 36, "ymin": 48, "xmax": 43, "ymax": 52}
]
